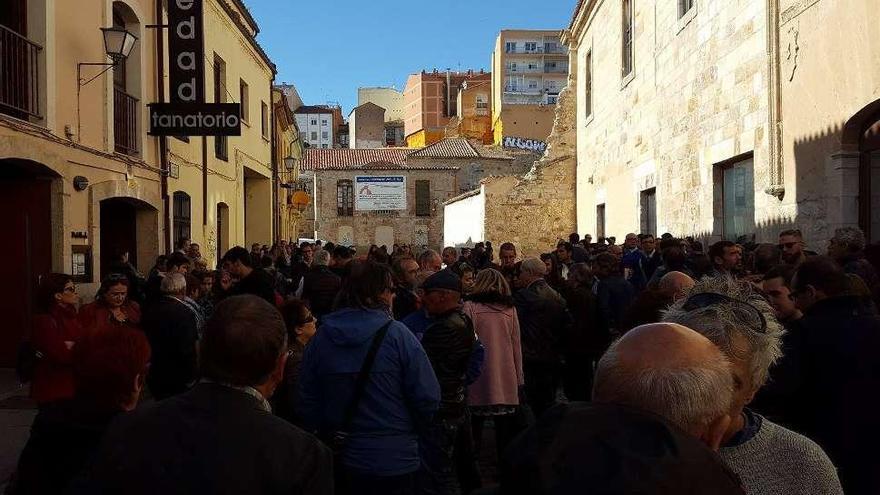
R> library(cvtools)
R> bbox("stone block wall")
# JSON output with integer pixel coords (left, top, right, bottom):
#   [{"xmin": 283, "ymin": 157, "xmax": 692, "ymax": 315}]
[{"xmin": 314, "ymin": 168, "xmax": 458, "ymax": 250}]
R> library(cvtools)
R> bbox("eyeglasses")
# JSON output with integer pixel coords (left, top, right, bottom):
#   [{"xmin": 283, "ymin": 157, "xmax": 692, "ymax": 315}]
[
  {"xmin": 681, "ymin": 292, "xmax": 767, "ymax": 334},
  {"xmin": 63, "ymin": 286, "xmax": 77, "ymax": 294}
]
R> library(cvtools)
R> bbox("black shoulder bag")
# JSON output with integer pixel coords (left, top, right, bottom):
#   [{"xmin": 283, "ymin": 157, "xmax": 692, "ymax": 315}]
[{"xmin": 328, "ymin": 320, "xmax": 392, "ymax": 454}]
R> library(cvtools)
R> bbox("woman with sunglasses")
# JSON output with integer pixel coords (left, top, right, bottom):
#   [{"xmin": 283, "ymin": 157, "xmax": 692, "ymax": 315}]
[
  {"xmin": 272, "ymin": 299, "xmax": 317, "ymax": 426},
  {"xmin": 31, "ymin": 273, "xmax": 84, "ymax": 407},
  {"xmin": 78, "ymin": 275, "xmax": 141, "ymax": 336}
]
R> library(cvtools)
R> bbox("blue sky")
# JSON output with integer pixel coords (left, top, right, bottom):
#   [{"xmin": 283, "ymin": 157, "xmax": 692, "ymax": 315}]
[{"xmin": 245, "ymin": 0, "xmax": 577, "ymax": 113}]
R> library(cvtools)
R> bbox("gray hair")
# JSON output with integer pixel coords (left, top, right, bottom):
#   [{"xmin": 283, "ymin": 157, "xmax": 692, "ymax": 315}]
[
  {"xmin": 160, "ymin": 272, "xmax": 187, "ymax": 295},
  {"xmin": 593, "ymin": 338, "xmax": 734, "ymax": 434},
  {"xmin": 833, "ymin": 226, "xmax": 866, "ymax": 252},
  {"xmin": 312, "ymin": 249, "xmax": 330, "ymax": 266},
  {"xmin": 663, "ymin": 276, "xmax": 784, "ymax": 389},
  {"xmin": 520, "ymin": 257, "xmax": 547, "ymax": 277},
  {"xmin": 418, "ymin": 249, "xmax": 440, "ymax": 267}
]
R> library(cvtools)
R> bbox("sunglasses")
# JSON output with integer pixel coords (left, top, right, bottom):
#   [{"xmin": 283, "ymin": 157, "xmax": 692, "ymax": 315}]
[
  {"xmin": 682, "ymin": 292, "xmax": 767, "ymax": 334},
  {"xmin": 63, "ymin": 286, "xmax": 77, "ymax": 293}
]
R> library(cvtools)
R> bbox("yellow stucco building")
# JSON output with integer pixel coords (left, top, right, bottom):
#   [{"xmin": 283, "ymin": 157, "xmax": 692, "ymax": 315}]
[{"xmin": 0, "ymin": 0, "xmax": 277, "ymax": 366}]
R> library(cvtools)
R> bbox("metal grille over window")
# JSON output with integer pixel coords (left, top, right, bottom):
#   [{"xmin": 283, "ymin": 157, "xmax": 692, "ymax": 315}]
[{"xmin": 337, "ymin": 180, "xmax": 353, "ymax": 216}]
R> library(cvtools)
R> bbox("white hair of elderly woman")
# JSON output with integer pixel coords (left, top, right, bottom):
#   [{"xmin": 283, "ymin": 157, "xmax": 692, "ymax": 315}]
[
  {"xmin": 662, "ymin": 275, "xmax": 784, "ymax": 389},
  {"xmin": 160, "ymin": 272, "xmax": 187, "ymax": 295},
  {"xmin": 520, "ymin": 257, "xmax": 547, "ymax": 277}
]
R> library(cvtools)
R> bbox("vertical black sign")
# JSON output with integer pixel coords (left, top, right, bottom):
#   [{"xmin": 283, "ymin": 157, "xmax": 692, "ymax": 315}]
[{"xmin": 168, "ymin": 0, "xmax": 204, "ymax": 104}]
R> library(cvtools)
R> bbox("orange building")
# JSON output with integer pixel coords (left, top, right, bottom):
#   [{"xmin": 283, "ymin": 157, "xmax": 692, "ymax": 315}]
[{"xmin": 403, "ymin": 70, "xmax": 490, "ymax": 148}]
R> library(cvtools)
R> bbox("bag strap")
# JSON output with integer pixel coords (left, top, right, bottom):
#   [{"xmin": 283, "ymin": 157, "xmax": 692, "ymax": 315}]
[{"xmin": 340, "ymin": 320, "xmax": 392, "ymax": 433}]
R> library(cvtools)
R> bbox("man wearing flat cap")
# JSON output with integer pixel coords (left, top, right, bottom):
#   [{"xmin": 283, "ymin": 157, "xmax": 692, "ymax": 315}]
[{"xmin": 416, "ymin": 269, "xmax": 475, "ymax": 494}]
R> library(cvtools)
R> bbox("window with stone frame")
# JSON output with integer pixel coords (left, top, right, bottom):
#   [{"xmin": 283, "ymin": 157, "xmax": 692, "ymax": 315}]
[
  {"xmin": 716, "ymin": 155, "xmax": 755, "ymax": 240},
  {"xmin": 585, "ymin": 50, "xmax": 593, "ymax": 119},
  {"xmin": 337, "ymin": 179, "xmax": 353, "ymax": 216},
  {"xmin": 597, "ymin": 204, "xmax": 606, "ymax": 239},
  {"xmin": 621, "ymin": 0, "xmax": 634, "ymax": 78},
  {"xmin": 239, "ymin": 79, "xmax": 249, "ymax": 122},
  {"xmin": 415, "ymin": 180, "xmax": 431, "ymax": 216},
  {"xmin": 679, "ymin": 0, "xmax": 695, "ymax": 18}
]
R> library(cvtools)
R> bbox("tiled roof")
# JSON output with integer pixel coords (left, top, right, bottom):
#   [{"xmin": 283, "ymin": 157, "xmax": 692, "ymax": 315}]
[
  {"xmin": 407, "ymin": 138, "xmax": 513, "ymax": 160},
  {"xmin": 301, "ymin": 148, "xmax": 459, "ymax": 171},
  {"xmin": 295, "ymin": 105, "xmax": 334, "ymax": 114}
]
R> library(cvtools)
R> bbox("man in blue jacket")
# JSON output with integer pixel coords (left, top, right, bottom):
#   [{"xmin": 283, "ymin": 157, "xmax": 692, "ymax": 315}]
[{"xmin": 298, "ymin": 261, "xmax": 440, "ymax": 494}]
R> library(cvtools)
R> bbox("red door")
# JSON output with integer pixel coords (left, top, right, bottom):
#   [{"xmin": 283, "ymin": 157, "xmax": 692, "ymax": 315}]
[{"xmin": 0, "ymin": 174, "xmax": 52, "ymax": 366}]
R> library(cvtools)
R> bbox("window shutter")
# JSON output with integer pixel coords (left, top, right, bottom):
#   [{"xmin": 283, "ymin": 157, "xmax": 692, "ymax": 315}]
[{"xmin": 415, "ymin": 180, "xmax": 430, "ymax": 216}]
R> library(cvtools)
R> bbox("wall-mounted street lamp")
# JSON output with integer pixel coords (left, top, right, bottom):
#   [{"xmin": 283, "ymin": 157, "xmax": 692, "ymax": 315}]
[
  {"xmin": 76, "ymin": 26, "xmax": 139, "ymax": 140},
  {"xmin": 284, "ymin": 154, "xmax": 298, "ymax": 173}
]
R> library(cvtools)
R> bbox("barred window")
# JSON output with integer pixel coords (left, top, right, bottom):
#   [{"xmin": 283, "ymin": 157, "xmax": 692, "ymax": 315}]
[
  {"xmin": 679, "ymin": 0, "xmax": 695, "ymax": 18},
  {"xmin": 337, "ymin": 180, "xmax": 353, "ymax": 216},
  {"xmin": 415, "ymin": 180, "xmax": 431, "ymax": 217}
]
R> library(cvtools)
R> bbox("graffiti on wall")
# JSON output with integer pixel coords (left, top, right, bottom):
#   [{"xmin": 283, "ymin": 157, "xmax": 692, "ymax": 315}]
[{"xmin": 503, "ymin": 136, "xmax": 547, "ymax": 154}]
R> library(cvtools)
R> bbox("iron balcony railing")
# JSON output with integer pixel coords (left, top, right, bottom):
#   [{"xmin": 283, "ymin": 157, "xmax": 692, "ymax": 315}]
[
  {"xmin": 504, "ymin": 46, "xmax": 568, "ymax": 55},
  {"xmin": 113, "ymin": 87, "xmax": 139, "ymax": 156},
  {"xmin": 0, "ymin": 24, "xmax": 43, "ymax": 119}
]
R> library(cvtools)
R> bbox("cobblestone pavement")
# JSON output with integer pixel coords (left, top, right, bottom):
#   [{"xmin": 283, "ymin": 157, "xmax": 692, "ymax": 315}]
[{"xmin": 0, "ymin": 369, "xmax": 36, "ymax": 492}]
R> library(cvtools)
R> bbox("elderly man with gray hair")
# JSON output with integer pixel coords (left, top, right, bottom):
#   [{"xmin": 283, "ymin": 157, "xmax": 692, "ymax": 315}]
[
  {"xmin": 141, "ymin": 272, "xmax": 200, "ymax": 400},
  {"xmin": 827, "ymin": 226, "xmax": 880, "ymax": 302},
  {"xmin": 663, "ymin": 277, "xmax": 843, "ymax": 495},
  {"xmin": 513, "ymin": 257, "xmax": 571, "ymax": 417}
]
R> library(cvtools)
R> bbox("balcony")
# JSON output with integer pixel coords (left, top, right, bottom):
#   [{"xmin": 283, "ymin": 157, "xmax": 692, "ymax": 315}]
[
  {"xmin": 504, "ymin": 46, "xmax": 568, "ymax": 55},
  {"xmin": 0, "ymin": 24, "xmax": 42, "ymax": 120},
  {"xmin": 506, "ymin": 66, "xmax": 543, "ymax": 74},
  {"xmin": 544, "ymin": 66, "xmax": 569, "ymax": 74},
  {"xmin": 113, "ymin": 87, "xmax": 139, "ymax": 156},
  {"xmin": 504, "ymin": 86, "xmax": 543, "ymax": 95}
]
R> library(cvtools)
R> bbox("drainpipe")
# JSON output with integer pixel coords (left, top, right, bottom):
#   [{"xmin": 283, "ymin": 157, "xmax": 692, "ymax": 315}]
[
  {"xmin": 765, "ymin": 0, "xmax": 785, "ymax": 200},
  {"xmin": 270, "ymin": 82, "xmax": 278, "ymax": 242},
  {"xmin": 155, "ymin": 0, "xmax": 171, "ymax": 253}
]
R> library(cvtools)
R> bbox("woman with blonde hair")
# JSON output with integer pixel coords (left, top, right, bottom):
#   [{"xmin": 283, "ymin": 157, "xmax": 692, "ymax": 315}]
[{"xmin": 462, "ymin": 268, "xmax": 525, "ymax": 466}]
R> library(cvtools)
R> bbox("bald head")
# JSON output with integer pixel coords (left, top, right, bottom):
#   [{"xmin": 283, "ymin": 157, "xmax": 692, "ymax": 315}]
[
  {"xmin": 659, "ymin": 271, "xmax": 695, "ymax": 301},
  {"xmin": 593, "ymin": 323, "xmax": 734, "ymax": 445}
]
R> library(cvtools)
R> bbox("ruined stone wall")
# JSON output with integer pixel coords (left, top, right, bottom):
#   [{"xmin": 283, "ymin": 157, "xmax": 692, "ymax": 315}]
[
  {"xmin": 481, "ymin": 76, "xmax": 579, "ymax": 257},
  {"xmin": 408, "ymin": 155, "xmax": 535, "ymax": 194}
]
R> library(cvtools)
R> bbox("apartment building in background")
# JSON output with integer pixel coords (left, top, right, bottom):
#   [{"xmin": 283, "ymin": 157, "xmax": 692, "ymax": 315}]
[
  {"xmin": 403, "ymin": 69, "xmax": 490, "ymax": 148},
  {"xmin": 491, "ymin": 29, "xmax": 568, "ymax": 145},
  {"xmin": 295, "ymin": 106, "xmax": 336, "ymax": 148}
]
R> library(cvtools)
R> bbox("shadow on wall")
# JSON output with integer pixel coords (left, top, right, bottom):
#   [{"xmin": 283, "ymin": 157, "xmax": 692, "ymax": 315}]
[{"xmin": 791, "ymin": 122, "xmax": 845, "ymax": 247}]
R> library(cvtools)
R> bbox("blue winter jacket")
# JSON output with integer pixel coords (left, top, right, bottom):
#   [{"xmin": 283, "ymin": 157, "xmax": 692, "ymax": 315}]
[{"xmin": 298, "ymin": 307, "xmax": 440, "ymax": 476}]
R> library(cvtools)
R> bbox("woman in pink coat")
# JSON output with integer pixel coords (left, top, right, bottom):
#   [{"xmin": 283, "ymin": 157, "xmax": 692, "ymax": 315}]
[{"xmin": 462, "ymin": 268, "xmax": 525, "ymax": 465}]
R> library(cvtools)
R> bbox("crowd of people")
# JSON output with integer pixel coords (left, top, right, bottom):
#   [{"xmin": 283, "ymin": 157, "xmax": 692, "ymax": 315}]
[{"xmin": 10, "ymin": 226, "xmax": 880, "ymax": 494}]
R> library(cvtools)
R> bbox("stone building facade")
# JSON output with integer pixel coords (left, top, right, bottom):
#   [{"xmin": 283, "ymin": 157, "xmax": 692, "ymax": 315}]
[
  {"xmin": 568, "ymin": 0, "xmax": 880, "ymax": 248},
  {"xmin": 301, "ymin": 148, "xmax": 458, "ymax": 250}
]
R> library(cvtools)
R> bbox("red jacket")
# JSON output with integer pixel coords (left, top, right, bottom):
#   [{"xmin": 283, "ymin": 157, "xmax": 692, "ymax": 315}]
[
  {"xmin": 31, "ymin": 304, "xmax": 83, "ymax": 404},
  {"xmin": 78, "ymin": 300, "xmax": 141, "ymax": 336}
]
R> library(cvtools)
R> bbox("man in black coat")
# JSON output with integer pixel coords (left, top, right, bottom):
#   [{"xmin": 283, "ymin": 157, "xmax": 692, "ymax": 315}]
[
  {"xmin": 417, "ymin": 270, "xmax": 475, "ymax": 494},
  {"xmin": 141, "ymin": 273, "xmax": 199, "ymax": 400},
  {"xmin": 514, "ymin": 257, "xmax": 572, "ymax": 418},
  {"xmin": 392, "ymin": 257, "xmax": 421, "ymax": 321},
  {"xmin": 222, "ymin": 246, "xmax": 277, "ymax": 305},
  {"xmin": 786, "ymin": 257, "xmax": 880, "ymax": 495},
  {"xmin": 300, "ymin": 249, "xmax": 341, "ymax": 320},
  {"xmin": 71, "ymin": 295, "xmax": 334, "ymax": 495}
]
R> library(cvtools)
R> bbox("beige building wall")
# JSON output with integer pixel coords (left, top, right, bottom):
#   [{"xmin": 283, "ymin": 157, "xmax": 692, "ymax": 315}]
[
  {"xmin": 166, "ymin": 0, "xmax": 275, "ymax": 267},
  {"xmin": 349, "ymin": 103, "xmax": 386, "ymax": 149},
  {"xmin": 358, "ymin": 87, "xmax": 405, "ymax": 123},
  {"xmin": 570, "ymin": 0, "xmax": 880, "ymax": 248}
]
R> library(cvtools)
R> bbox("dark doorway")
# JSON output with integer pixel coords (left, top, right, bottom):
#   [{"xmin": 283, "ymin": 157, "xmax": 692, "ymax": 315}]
[
  {"xmin": 640, "ymin": 188, "xmax": 656, "ymax": 237},
  {"xmin": 100, "ymin": 198, "xmax": 139, "ymax": 280},
  {"xmin": 0, "ymin": 159, "xmax": 55, "ymax": 366}
]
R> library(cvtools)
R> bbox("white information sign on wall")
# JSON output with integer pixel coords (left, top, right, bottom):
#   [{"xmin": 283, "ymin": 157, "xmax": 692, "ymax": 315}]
[{"xmin": 355, "ymin": 176, "xmax": 406, "ymax": 211}]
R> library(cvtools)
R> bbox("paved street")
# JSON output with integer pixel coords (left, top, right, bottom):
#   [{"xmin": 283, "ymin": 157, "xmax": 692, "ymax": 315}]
[{"xmin": 0, "ymin": 369, "xmax": 36, "ymax": 491}]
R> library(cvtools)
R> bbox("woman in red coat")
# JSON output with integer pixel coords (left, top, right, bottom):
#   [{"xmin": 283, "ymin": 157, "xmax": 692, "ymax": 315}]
[
  {"xmin": 78, "ymin": 275, "xmax": 141, "ymax": 336},
  {"xmin": 31, "ymin": 273, "xmax": 83, "ymax": 406}
]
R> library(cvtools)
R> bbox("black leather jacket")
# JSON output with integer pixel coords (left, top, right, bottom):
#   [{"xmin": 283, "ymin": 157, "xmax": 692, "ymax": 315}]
[
  {"xmin": 420, "ymin": 309, "xmax": 475, "ymax": 421},
  {"xmin": 514, "ymin": 279, "xmax": 572, "ymax": 363}
]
